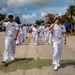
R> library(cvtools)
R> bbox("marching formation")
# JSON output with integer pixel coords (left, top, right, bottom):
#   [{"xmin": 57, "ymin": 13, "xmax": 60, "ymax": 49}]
[
  {"xmin": 0, "ymin": 13, "xmax": 67, "ymax": 71},
  {"xmin": 16, "ymin": 24, "xmax": 28, "ymax": 46},
  {"xmin": 16, "ymin": 23, "xmax": 53, "ymax": 46}
]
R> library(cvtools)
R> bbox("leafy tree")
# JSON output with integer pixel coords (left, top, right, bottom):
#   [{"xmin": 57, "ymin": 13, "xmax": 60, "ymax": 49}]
[
  {"xmin": 67, "ymin": 5, "xmax": 75, "ymax": 19},
  {"xmin": 0, "ymin": 13, "xmax": 6, "ymax": 31},
  {"xmin": 14, "ymin": 16, "xmax": 21, "ymax": 24},
  {"xmin": 62, "ymin": 12, "xmax": 69, "ymax": 20},
  {"xmin": 0, "ymin": 13, "xmax": 6, "ymax": 21},
  {"xmin": 46, "ymin": 21, "xmax": 52, "ymax": 24},
  {"xmin": 35, "ymin": 20, "xmax": 41, "ymax": 25},
  {"xmin": 35, "ymin": 19, "xmax": 44, "ymax": 25}
]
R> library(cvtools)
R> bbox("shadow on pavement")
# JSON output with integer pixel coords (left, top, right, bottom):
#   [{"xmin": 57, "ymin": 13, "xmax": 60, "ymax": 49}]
[
  {"xmin": 19, "ymin": 37, "xmax": 31, "ymax": 45},
  {"xmin": 60, "ymin": 61, "xmax": 75, "ymax": 68},
  {"xmin": 4, "ymin": 58, "xmax": 34, "ymax": 66},
  {"xmin": 0, "ymin": 54, "xmax": 2, "ymax": 56}
]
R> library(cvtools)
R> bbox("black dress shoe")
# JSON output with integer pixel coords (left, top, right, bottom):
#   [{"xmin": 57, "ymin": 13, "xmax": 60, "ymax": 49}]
[{"xmin": 17, "ymin": 44, "xmax": 19, "ymax": 46}]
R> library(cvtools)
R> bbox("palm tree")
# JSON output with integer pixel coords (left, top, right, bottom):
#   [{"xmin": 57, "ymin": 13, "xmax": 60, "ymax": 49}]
[{"xmin": 67, "ymin": 5, "xmax": 75, "ymax": 19}]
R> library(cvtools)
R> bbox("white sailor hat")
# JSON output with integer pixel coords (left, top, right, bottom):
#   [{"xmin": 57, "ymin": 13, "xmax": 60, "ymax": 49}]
[
  {"xmin": 8, "ymin": 13, "xmax": 14, "ymax": 17},
  {"xmin": 8, "ymin": 13, "xmax": 14, "ymax": 16},
  {"xmin": 33, "ymin": 24, "xmax": 37, "ymax": 26}
]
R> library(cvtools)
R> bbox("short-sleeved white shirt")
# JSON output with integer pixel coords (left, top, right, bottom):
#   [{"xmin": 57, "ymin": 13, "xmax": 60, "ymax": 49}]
[
  {"xmin": 3, "ymin": 21, "xmax": 19, "ymax": 37},
  {"xmin": 23, "ymin": 26, "xmax": 27, "ymax": 32},
  {"xmin": 32, "ymin": 27, "xmax": 39, "ymax": 33},
  {"xmin": 39, "ymin": 26, "xmax": 44, "ymax": 32},
  {"xmin": 52, "ymin": 24, "xmax": 66, "ymax": 42}
]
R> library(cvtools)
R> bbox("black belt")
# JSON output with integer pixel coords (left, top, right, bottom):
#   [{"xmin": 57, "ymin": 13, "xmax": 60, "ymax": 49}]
[
  {"xmin": 8, "ymin": 35, "xmax": 13, "ymax": 37},
  {"xmin": 58, "ymin": 38, "xmax": 61, "ymax": 39}
]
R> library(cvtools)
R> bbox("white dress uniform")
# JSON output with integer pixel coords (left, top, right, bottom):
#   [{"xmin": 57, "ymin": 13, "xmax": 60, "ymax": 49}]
[
  {"xmin": 19, "ymin": 27, "xmax": 24, "ymax": 43},
  {"xmin": 31, "ymin": 25, "xmax": 34, "ymax": 38},
  {"xmin": 32, "ymin": 27, "xmax": 38, "ymax": 45},
  {"xmin": 16, "ymin": 26, "xmax": 21, "ymax": 45},
  {"xmin": 16, "ymin": 27, "xmax": 20, "ymax": 45},
  {"xmin": 43, "ymin": 27, "xmax": 47, "ymax": 41},
  {"xmin": 47, "ymin": 29, "xmax": 53, "ymax": 45},
  {"xmin": 52, "ymin": 24, "xmax": 66, "ymax": 65},
  {"xmin": 39, "ymin": 26, "xmax": 44, "ymax": 39},
  {"xmin": 23, "ymin": 26, "xmax": 27, "ymax": 39},
  {"xmin": 2, "ymin": 21, "xmax": 19, "ymax": 61}
]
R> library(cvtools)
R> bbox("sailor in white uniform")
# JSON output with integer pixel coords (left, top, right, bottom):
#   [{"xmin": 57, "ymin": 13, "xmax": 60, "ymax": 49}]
[
  {"xmin": 32, "ymin": 24, "xmax": 38, "ymax": 45},
  {"xmin": 49, "ymin": 18, "xmax": 67, "ymax": 71},
  {"xmin": 16, "ymin": 25, "xmax": 20, "ymax": 46},
  {"xmin": 16, "ymin": 25, "xmax": 21, "ymax": 46},
  {"xmin": 43, "ymin": 24, "xmax": 48, "ymax": 42},
  {"xmin": 46, "ymin": 24, "xmax": 53, "ymax": 45},
  {"xmin": 39, "ymin": 23, "xmax": 44, "ymax": 39},
  {"xmin": 23, "ymin": 24, "xmax": 27, "ymax": 39},
  {"xmin": 19, "ymin": 25, "xmax": 24, "ymax": 43},
  {"xmin": 0, "ymin": 13, "xmax": 19, "ymax": 63}
]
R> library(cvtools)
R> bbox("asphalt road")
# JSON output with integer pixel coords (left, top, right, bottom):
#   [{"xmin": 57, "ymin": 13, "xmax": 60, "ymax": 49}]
[{"xmin": 0, "ymin": 32, "xmax": 75, "ymax": 75}]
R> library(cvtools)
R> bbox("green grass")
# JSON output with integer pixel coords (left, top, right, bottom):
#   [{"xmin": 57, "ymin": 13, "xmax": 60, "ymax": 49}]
[
  {"xmin": 0, "ymin": 59, "xmax": 75, "ymax": 73},
  {"xmin": 68, "ymin": 33, "xmax": 75, "ymax": 36}
]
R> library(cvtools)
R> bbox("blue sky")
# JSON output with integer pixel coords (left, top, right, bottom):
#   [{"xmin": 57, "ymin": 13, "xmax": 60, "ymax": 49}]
[{"xmin": 0, "ymin": 0, "xmax": 74, "ymax": 23}]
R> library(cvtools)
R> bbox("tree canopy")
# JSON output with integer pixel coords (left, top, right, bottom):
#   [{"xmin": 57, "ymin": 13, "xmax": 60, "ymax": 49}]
[
  {"xmin": 14, "ymin": 16, "xmax": 21, "ymax": 24},
  {"xmin": 0, "ymin": 13, "xmax": 6, "ymax": 21},
  {"xmin": 67, "ymin": 5, "xmax": 75, "ymax": 19},
  {"xmin": 35, "ymin": 19, "xmax": 44, "ymax": 25}
]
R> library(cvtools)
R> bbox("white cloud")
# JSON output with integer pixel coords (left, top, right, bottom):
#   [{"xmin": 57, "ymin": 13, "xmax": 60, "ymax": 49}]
[
  {"xmin": 41, "ymin": 12, "xmax": 46, "ymax": 17},
  {"xmin": 40, "ymin": 12, "xmax": 46, "ymax": 20},
  {"xmin": 45, "ymin": 5, "xmax": 68, "ymax": 15},
  {"xmin": 2, "ymin": 0, "xmax": 71, "ymax": 23},
  {"xmin": 22, "ymin": 13, "xmax": 37, "ymax": 20},
  {"xmin": 1, "ymin": 7, "xmax": 7, "ymax": 13},
  {"xmin": 13, "ymin": 9, "xmax": 20, "ymax": 15},
  {"xmin": 5, "ymin": 0, "xmax": 50, "ymax": 7},
  {"xmin": 22, "ymin": 13, "xmax": 38, "ymax": 23}
]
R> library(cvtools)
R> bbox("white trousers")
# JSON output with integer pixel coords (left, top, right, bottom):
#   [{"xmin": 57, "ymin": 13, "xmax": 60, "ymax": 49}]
[
  {"xmin": 19, "ymin": 34, "xmax": 23, "ymax": 43},
  {"xmin": 32, "ymin": 32, "xmax": 34, "ymax": 38},
  {"xmin": 33, "ymin": 32, "xmax": 38, "ymax": 45},
  {"xmin": 24, "ymin": 31, "xmax": 27, "ymax": 39},
  {"xmin": 48, "ymin": 33, "xmax": 52, "ymax": 45},
  {"xmin": 3, "ymin": 36, "xmax": 16, "ymax": 61},
  {"xmin": 40, "ymin": 32, "xmax": 44, "ymax": 39},
  {"xmin": 46, "ymin": 32, "xmax": 49, "ymax": 43},
  {"xmin": 16, "ymin": 34, "xmax": 20, "ymax": 44},
  {"xmin": 53, "ymin": 40, "xmax": 63, "ymax": 65},
  {"xmin": 44, "ymin": 32, "xmax": 47, "ymax": 41}
]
